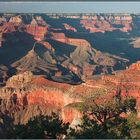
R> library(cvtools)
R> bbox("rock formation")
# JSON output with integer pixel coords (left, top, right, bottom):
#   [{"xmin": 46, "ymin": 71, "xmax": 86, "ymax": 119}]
[
  {"xmin": 80, "ymin": 14, "xmax": 132, "ymax": 33},
  {"xmin": 0, "ymin": 65, "xmax": 8, "ymax": 86},
  {"xmin": 130, "ymin": 37, "xmax": 140, "ymax": 48},
  {"xmin": 0, "ymin": 74, "xmax": 83, "ymax": 125},
  {"xmin": 63, "ymin": 23, "xmax": 77, "ymax": 32},
  {"xmin": 6, "ymin": 71, "xmax": 33, "ymax": 88},
  {"xmin": 129, "ymin": 61, "xmax": 140, "ymax": 70},
  {"xmin": 0, "ymin": 13, "xmax": 140, "ymax": 128},
  {"xmin": 9, "ymin": 15, "xmax": 23, "ymax": 26},
  {"xmin": 24, "ymin": 25, "xmax": 48, "ymax": 41}
]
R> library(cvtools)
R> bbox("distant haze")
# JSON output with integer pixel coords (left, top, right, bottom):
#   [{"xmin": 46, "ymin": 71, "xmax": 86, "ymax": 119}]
[{"xmin": 0, "ymin": 2, "xmax": 140, "ymax": 13}]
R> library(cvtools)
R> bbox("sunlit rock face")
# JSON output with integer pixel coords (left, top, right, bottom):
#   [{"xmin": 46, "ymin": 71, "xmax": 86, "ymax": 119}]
[
  {"xmin": 0, "ymin": 73, "xmax": 82, "ymax": 124},
  {"xmin": 49, "ymin": 31, "xmax": 128, "ymax": 80},
  {"xmin": 51, "ymin": 32, "xmax": 91, "ymax": 47},
  {"xmin": 0, "ymin": 13, "xmax": 140, "ymax": 127},
  {"xmin": 23, "ymin": 16, "xmax": 48, "ymax": 41},
  {"xmin": 99, "ymin": 61, "xmax": 140, "ymax": 118},
  {"xmin": 129, "ymin": 61, "xmax": 140, "ymax": 70},
  {"xmin": 80, "ymin": 14, "xmax": 132, "ymax": 33},
  {"xmin": 63, "ymin": 23, "xmax": 77, "ymax": 32},
  {"xmin": 6, "ymin": 71, "xmax": 33, "ymax": 88},
  {"xmin": 24, "ymin": 25, "xmax": 48, "ymax": 41},
  {"xmin": 1, "ymin": 61, "xmax": 140, "ymax": 125},
  {"xmin": 9, "ymin": 15, "xmax": 23, "ymax": 26}
]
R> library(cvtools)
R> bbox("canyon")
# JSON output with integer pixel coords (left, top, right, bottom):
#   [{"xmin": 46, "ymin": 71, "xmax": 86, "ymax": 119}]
[{"xmin": 0, "ymin": 13, "xmax": 140, "ymax": 129}]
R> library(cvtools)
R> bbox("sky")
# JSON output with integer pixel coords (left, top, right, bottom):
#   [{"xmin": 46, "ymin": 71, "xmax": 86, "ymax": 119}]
[{"xmin": 0, "ymin": 2, "xmax": 140, "ymax": 13}]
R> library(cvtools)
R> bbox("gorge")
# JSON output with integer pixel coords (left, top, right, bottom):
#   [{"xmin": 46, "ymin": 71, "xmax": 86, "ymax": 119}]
[{"xmin": 0, "ymin": 13, "xmax": 140, "ymax": 130}]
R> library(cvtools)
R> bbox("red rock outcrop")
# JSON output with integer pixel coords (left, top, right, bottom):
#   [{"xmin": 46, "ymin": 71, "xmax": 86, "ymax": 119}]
[
  {"xmin": 41, "ymin": 41, "xmax": 55, "ymax": 51},
  {"xmin": 9, "ymin": 15, "xmax": 23, "ymax": 26},
  {"xmin": 6, "ymin": 71, "xmax": 33, "ymax": 88},
  {"xmin": 24, "ymin": 25, "xmax": 48, "ymax": 41},
  {"xmin": 0, "ymin": 73, "xmax": 83, "ymax": 124},
  {"xmin": 0, "ymin": 16, "xmax": 7, "ymax": 23},
  {"xmin": 63, "ymin": 23, "xmax": 77, "ymax": 32},
  {"xmin": 129, "ymin": 61, "xmax": 140, "ymax": 70},
  {"xmin": 0, "ymin": 13, "xmax": 140, "ymax": 127},
  {"xmin": 99, "ymin": 61, "xmax": 140, "ymax": 118},
  {"xmin": 51, "ymin": 32, "xmax": 90, "ymax": 47},
  {"xmin": 34, "ymin": 16, "xmax": 47, "ymax": 26},
  {"xmin": 1, "ymin": 60, "xmax": 140, "ymax": 125},
  {"xmin": 0, "ymin": 22, "xmax": 16, "ymax": 33},
  {"xmin": 80, "ymin": 14, "xmax": 132, "ymax": 33}
]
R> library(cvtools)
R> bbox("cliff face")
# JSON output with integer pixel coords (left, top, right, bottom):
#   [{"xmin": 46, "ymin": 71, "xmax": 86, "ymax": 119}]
[
  {"xmin": 9, "ymin": 15, "xmax": 23, "ymax": 26},
  {"xmin": 0, "ymin": 72, "xmax": 82, "ymax": 124},
  {"xmin": 0, "ymin": 13, "xmax": 140, "ymax": 127},
  {"xmin": 129, "ymin": 61, "xmax": 140, "ymax": 70},
  {"xmin": 0, "ymin": 65, "xmax": 8, "ymax": 86},
  {"xmin": 24, "ymin": 25, "xmax": 48, "ymax": 41},
  {"xmin": 6, "ymin": 71, "xmax": 33, "ymax": 88},
  {"xmin": 23, "ymin": 16, "xmax": 48, "ymax": 41},
  {"xmin": 49, "ymin": 32, "xmax": 128, "ymax": 80},
  {"xmin": 99, "ymin": 61, "xmax": 140, "ymax": 118},
  {"xmin": 63, "ymin": 23, "xmax": 77, "ymax": 32},
  {"xmin": 80, "ymin": 14, "xmax": 132, "ymax": 33},
  {"xmin": 51, "ymin": 32, "xmax": 90, "ymax": 47},
  {"xmin": 1, "ymin": 61, "xmax": 140, "ymax": 126},
  {"xmin": 0, "ymin": 24, "xmax": 127, "ymax": 83},
  {"xmin": 0, "ymin": 22, "xmax": 15, "ymax": 46},
  {"xmin": 1, "ymin": 60, "xmax": 140, "ymax": 125}
]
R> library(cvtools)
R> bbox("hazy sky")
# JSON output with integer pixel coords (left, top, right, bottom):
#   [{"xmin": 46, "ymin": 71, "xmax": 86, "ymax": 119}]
[{"xmin": 0, "ymin": 2, "xmax": 140, "ymax": 13}]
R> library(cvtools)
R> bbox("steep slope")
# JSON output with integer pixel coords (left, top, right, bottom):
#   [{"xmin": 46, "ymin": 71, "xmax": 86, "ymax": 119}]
[
  {"xmin": 11, "ymin": 38, "xmax": 128, "ymax": 83},
  {"xmin": 11, "ymin": 42, "xmax": 81, "ymax": 84},
  {"xmin": 11, "ymin": 48, "xmax": 57, "ymax": 74},
  {"xmin": 0, "ymin": 13, "xmax": 134, "ymax": 84},
  {"xmin": 0, "ymin": 31, "xmax": 35, "ymax": 65},
  {"xmin": 1, "ymin": 61, "xmax": 140, "ymax": 127},
  {"xmin": 1, "ymin": 13, "xmax": 140, "ymax": 136},
  {"xmin": 62, "ymin": 40, "xmax": 128, "ymax": 80},
  {"xmin": 0, "ymin": 72, "xmax": 82, "ymax": 126},
  {"xmin": 0, "ymin": 65, "xmax": 8, "ymax": 86}
]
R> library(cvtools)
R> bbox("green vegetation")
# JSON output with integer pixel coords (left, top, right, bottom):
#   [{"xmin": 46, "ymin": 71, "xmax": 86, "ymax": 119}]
[
  {"xmin": 1, "ymin": 87, "xmax": 140, "ymax": 139},
  {"xmin": 67, "ymin": 87, "xmax": 137, "ymax": 139},
  {"xmin": 6, "ymin": 113, "xmax": 70, "ymax": 139}
]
